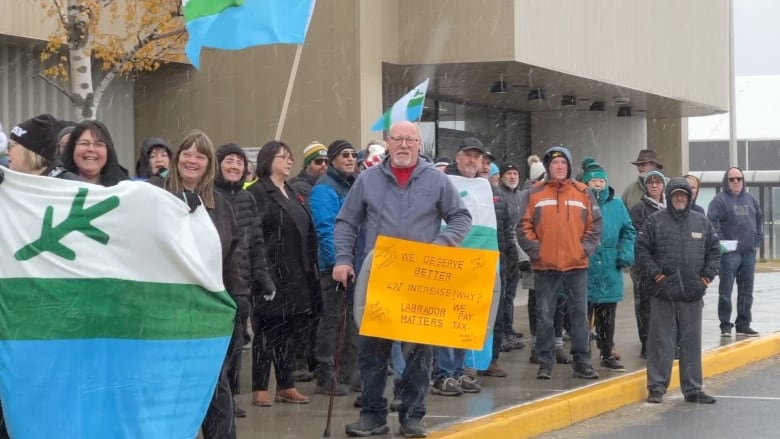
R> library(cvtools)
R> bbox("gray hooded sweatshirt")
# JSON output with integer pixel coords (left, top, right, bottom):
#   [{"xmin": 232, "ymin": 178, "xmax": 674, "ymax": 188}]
[{"xmin": 334, "ymin": 157, "xmax": 472, "ymax": 268}]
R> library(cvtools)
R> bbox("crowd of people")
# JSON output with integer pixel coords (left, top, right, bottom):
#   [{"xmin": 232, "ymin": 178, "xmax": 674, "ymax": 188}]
[{"xmin": 0, "ymin": 114, "xmax": 765, "ymax": 437}]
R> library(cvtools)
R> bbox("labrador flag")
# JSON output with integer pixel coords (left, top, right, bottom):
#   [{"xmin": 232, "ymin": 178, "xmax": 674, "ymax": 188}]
[
  {"xmin": 0, "ymin": 169, "xmax": 235, "ymax": 438},
  {"xmin": 184, "ymin": 0, "xmax": 316, "ymax": 69}
]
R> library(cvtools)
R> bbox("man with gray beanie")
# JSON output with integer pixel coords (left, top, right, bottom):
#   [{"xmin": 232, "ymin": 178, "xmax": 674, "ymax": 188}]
[{"xmin": 518, "ymin": 146, "xmax": 602, "ymax": 381}]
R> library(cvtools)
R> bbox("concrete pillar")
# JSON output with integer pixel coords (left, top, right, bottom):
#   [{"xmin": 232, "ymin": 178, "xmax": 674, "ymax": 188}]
[{"xmin": 647, "ymin": 117, "xmax": 688, "ymax": 178}]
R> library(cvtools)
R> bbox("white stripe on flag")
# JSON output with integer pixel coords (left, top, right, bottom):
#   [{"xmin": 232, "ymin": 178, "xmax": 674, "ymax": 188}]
[
  {"xmin": 0, "ymin": 169, "xmax": 224, "ymax": 291},
  {"xmin": 445, "ymin": 176, "xmax": 497, "ymax": 229}
]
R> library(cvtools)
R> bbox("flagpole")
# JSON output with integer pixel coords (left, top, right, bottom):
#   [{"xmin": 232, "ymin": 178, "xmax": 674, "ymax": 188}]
[{"xmin": 275, "ymin": 44, "xmax": 304, "ymax": 140}]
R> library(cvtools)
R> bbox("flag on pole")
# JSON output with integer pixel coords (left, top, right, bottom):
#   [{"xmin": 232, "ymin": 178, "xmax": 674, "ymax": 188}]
[
  {"xmin": 371, "ymin": 78, "xmax": 430, "ymax": 132},
  {"xmin": 184, "ymin": 0, "xmax": 317, "ymax": 69},
  {"xmin": 0, "ymin": 169, "xmax": 236, "ymax": 438},
  {"xmin": 442, "ymin": 176, "xmax": 501, "ymax": 370}
]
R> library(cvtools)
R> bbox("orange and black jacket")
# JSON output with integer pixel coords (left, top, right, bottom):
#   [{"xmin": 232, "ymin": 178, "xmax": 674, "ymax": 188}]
[{"xmin": 517, "ymin": 178, "xmax": 602, "ymax": 271}]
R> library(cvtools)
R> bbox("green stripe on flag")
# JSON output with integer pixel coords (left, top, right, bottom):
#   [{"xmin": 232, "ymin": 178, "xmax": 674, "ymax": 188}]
[
  {"xmin": 0, "ymin": 278, "xmax": 236, "ymax": 341},
  {"xmin": 184, "ymin": 0, "xmax": 244, "ymax": 22},
  {"xmin": 460, "ymin": 225, "xmax": 499, "ymax": 250},
  {"xmin": 407, "ymin": 94, "xmax": 425, "ymax": 109}
]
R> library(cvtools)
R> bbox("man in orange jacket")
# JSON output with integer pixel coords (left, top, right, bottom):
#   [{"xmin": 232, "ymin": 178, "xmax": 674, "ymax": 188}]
[{"xmin": 518, "ymin": 146, "xmax": 603, "ymax": 380}]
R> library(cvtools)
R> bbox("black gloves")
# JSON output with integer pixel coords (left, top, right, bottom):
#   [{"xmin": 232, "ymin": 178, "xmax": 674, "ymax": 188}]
[{"xmin": 518, "ymin": 260, "xmax": 532, "ymax": 272}]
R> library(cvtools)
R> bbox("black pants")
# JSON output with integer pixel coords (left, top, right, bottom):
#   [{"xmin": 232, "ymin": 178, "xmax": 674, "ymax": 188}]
[
  {"xmin": 0, "ymin": 401, "xmax": 9, "ymax": 439},
  {"xmin": 314, "ymin": 274, "xmax": 359, "ymax": 387},
  {"xmin": 294, "ymin": 314, "xmax": 319, "ymax": 373},
  {"xmin": 588, "ymin": 302, "xmax": 617, "ymax": 359},
  {"xmin": 252, "ymin": 314, "xmax": 312, "ymax": 391},
  {"xmin": 227, "ymin": 349, "xmax": 242, "ymax": 395},
  {"xmin": 201, "ymin": 344, "xmax": 237, "ymax": 439},
  {"xmin": 527, "ymin": 289, "xmax": 566, "ymax": 338},
  {"xmin": 503, "ymin": 270, "xmax": 521, "ymax": 335},
  {"xmin": 631, "ymin": 269, "xmax": 651, "ymax": 351}
]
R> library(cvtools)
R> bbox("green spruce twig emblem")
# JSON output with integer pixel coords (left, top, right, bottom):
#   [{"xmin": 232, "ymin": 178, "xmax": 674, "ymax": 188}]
[{"xmin": 15, "ymin": 187, "xmax": 120, "ymax": 261}]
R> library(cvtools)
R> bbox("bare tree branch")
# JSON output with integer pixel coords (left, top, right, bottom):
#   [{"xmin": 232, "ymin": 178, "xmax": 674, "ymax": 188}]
[
  {"xmin": 51, "ymin": 0, "xmax": 68, "ymax": 28},
  {"xmin": 34, "ymin": 73, "xmax": 72, "ymax": 98},
  {"xmin": 94, "ymin": 27, "xmax": 186, "ymax": 100}
]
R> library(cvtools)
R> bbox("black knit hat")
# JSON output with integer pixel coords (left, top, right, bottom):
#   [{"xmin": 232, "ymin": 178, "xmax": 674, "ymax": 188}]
[
  {"xmin": 328, "ymin": 139, "xmax": 354, "ymax": 161},
  {"xmin": 216, "ymin": 143, "xmax": 247, "ymax": 164},
  {"xmin": 499, "ymin": 161, "xmax": 520, "ymax": 177},
  {"xmin": 10, "ymin": 113, "xmax": 59, "ymax": 162}
]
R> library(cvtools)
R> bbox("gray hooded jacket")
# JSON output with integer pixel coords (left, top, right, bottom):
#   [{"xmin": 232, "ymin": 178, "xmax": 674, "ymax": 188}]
[{"xmin": 334, "ymin": 157, "xmax": 472, "ymax": 268}]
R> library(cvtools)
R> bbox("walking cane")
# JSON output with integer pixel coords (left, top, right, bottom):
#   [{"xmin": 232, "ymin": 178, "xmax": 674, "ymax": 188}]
[{"xmin": 323, "ymin": 277, "xmax": 351, "ymax": 438}]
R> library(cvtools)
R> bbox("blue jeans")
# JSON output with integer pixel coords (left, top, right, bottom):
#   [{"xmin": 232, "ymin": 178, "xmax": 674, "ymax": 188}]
[
  {"xmin": 534, "ymin": 269, "xmax": 591, "ymax": 367},
  {"xmin": 718, "ymin": 250, "xmax": 756, "ymax": 331},
  {"xmin": 358, "ymin": 336, "xmax": 431, "ymax": 423},
  {"xmin": 433, "ymin": 347, "xmax": 466, "ymax": 382},
  {"xmin": 391, "ymin": 341, "xmax": 406, "ymax": 386}
]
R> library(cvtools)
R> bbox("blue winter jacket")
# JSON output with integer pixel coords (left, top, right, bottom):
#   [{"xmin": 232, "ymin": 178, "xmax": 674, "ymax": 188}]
[
  {"xmin": 587, "ymin": 186, "xmax": 636, "ymax": 304},
  {"xmin": 310, "ymin": 167, "xmax": 355, "ymax": 272},
  {"xmin": 707, "ymin": 167, "xmax": 763, "ymax": 253}
]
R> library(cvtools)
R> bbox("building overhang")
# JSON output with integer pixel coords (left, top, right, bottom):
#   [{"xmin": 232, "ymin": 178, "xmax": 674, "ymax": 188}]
[{"xmin": 382, "ymin": 61, "xmax": 725, "ymax": 119}]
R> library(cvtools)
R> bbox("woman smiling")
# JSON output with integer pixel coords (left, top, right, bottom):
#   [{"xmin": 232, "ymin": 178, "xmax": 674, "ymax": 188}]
[
  {"xmin": 60, "ymin": 120, "xmax": 127, "ymax": 186},
  {"xmin": 155, "ymin": 130, "xmax": 251, "ymax": 439}
]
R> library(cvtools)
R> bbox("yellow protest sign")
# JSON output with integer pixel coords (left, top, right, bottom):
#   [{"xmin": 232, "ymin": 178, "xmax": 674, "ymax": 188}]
[{"xmin": 359, "ymin": 235, "xmax": 499, "ymax": 349}]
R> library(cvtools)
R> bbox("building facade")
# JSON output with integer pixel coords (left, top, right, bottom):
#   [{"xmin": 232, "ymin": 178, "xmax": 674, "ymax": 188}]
[{"xmin": 2, "ymin": 0, "xmax": 729, "ymax": 195}]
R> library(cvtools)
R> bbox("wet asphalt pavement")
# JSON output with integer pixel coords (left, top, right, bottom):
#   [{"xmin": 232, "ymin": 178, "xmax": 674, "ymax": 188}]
[{"xmin": 225, "ymin": 269, "xmax": 780, "ymax": 438}]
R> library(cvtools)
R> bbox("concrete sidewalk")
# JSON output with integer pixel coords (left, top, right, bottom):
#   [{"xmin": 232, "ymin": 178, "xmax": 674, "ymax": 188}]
[{"xmin": 232, "ymin": 269, "xmax": 780, "ymax": 439}]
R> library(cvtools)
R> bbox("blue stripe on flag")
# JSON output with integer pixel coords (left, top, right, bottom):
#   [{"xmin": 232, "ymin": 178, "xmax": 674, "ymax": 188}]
[
  {"xmin": 185, "ymin": 0, "xmax": 315, "ymax": 68},
  {"xmin": 0, "ymin": 337, "xmax": 230, "ymax": 438},
  {"xmin": 405, "ymin": 105, "xmax": 423, "ymax": 124}
]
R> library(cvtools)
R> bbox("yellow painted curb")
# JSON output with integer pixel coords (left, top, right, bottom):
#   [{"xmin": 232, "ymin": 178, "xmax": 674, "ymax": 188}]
[{"xmin": 429, "ymin": 332, "xmax": 780, "ymax": 439}]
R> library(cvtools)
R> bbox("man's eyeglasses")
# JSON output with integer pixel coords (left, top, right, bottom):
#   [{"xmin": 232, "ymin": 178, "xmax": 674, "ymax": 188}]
[
  {"xmin": 340, "ymin": 151, "xmax": 358, "ymax": 159},
  {"xmin": 313, "ymin": 158, "xmax": 328, "ymax": 165},
  {"xmin": 389, "ymin": 136, "xmax": 420, "ymax": 146},
  {"xmin": 76, "ymin": 140, "xmax": 107, "ymax": 149},
  {"xmin": 728, "ymin": 177, "xmax": 743, "ymax": 183}
]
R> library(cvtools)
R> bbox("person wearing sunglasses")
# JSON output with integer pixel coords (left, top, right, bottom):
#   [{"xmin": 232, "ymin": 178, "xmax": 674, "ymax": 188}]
[
  {"xmin": 707, "ymin": 167, "xmax": 763, "ymax": 338},
  {"xmin": 289, "ymin": 141, "xmax": 329, "ymax": 206},
  {"xmin": 309, "ymin": 139, "xmax": 360, "ymax": 397}
]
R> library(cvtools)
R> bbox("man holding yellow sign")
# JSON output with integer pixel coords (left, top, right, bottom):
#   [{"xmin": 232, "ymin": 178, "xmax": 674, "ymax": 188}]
[{"xmin": 333, "ymin": 121, "xmax": 471, "ymax": 438}]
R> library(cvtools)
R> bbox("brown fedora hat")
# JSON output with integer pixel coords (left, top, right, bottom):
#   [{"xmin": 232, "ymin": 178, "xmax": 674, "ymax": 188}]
[{"xmin": 630, "ymin": 149, "xmax": 663, "ymax": 170}]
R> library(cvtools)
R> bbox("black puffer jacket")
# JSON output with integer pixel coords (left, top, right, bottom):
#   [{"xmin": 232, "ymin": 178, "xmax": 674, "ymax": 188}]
[
  {"xmin": 215, "ymin": 182, "xmax": 275, "ymax": 295},
  {"xmin": 634, "ymin": 178, "xmax": 720, "ymax": 302},
  {"xmin": 215, "ymin": 144, "xmax": 275, "ymax": 295}
]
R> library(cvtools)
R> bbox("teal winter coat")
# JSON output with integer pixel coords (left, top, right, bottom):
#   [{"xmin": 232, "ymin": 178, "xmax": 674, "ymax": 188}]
[{"xmin": 587, "ymin": 186, "xmax": 636, "ymax": 304}]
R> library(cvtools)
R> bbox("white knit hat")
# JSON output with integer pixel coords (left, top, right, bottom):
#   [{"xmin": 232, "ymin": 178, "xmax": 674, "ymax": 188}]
[
  {"xmin": 528, "ymin": 154, "xmax": 545, "ymax": 180},
  {"xmin": 0, "ymin": 123, "xmax": 8, "ymax": 154}
]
